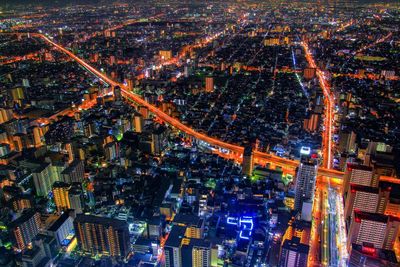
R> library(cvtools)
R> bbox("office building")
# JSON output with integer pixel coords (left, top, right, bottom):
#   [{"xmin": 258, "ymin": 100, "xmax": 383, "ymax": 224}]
[
  {"xmin": 282, "ymin": 219, "xmax": 311, "ymax": 246},
  {"xmin": 104, "ymin": 141, "xmax": 119, "ymax": 161},
  {"xmin": 0, "ymin": 108, "xmax": 13, "ymax": 124},
  {"xmin": 10, "ymin": 87, "xmax": 25, "ymax": 101},
  {"xmin": 35, "ymin": 234, "xmax": 59, "ymax": 260},
  {"xmin": 74, "ymin": 214, "xmax": 130, "ymax": 258}
]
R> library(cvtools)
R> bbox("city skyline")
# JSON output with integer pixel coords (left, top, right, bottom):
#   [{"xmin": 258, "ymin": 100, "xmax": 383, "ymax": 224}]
[{"xmin": 0, "ymin": 1, "xmax": 398, "ymax": 267}]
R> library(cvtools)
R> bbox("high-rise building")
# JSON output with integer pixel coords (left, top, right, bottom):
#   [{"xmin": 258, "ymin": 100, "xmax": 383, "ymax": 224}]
[
  {"xmin": 74, "ymin": 214, "xmax": 130, "ymax": 258},
  {"xmin": 22, "ymin": 78, "xmax": 30, "ymax": 87},
  {"xmin": 282, "ymin": 219, "xmax": 311, "ymax": 246},
  {"xmin": 21, "ymin": 245, "xmax": 49, "ymax": 267},
  {"xmin": 0, "ymin": 108, "xmax": 13, "ymax": 124},
  {"xmin": 242, "ymin": 146, "xmax": 253, "ymax": 177},
  {"xmin": 65, "ymin": 143, "xmax": 75, "ymax": 163},
  {"xmin": 134, "ymin": 114, "xmax": 144, "ymax": 133},
  {"xmin": 113, "ymin": 86, "xmax": 122, "ymax": 101},
  {"xmin": 303, "ymin": 113, "xmax": 320, "ymax": 133},
  {"xmin": 104, "ymin": 141, "xmax": 119, "ymax": 161},
  {"xmin": 344, "ymin": 184, "xmax": 390, "ymax": 226},
  {"xmin": 52, "ymin": 181, "xmax": 71, "ymax": 213},
  {"xmin": 294, "ymin": 148, "xmax": 317, "ymax": 211},
  {"xmin": 303, "ymin": 68, "xmax": 316, "ymax": 80},
  {"xmin": 61, "ymin": 160, "xmax": 84, "ymax": 184},
  {"xmin": 279, "ymin": 237, "xmax": 309, "ymax": 267},
  {"xmin": 159, "ymin": 50, "xmax": 172, "ymax": 60},
  {"xmin": 10, "ymin": 87, "xmax": 25, "ymax": 101},
  {"xmin": 9, "ymin": 195, "xmax": 33, "ymax": 212},
  {"xmin": 32, "ymin": 163, "xmax": 56, "ymax": 197},
  {"xmin": 181, "ymin": 238, "xmax": 211, "ymax": 267},
  {"xmin": 338, "ymin": 130, "xmax": 357, "ymax": 154},
  {"xmin": 343, "ymin": 164, "xmax": 376, "ymax": 199},
  {"xmin": 8, "ymin": 209, "xmax": 41, "ymax": 250},
  {"xmin": 68, "ymin": 185, "xmax": 84, "ymax": 214},
  {"xmin": 46, "ymin": 211, "xmax": 74, "ymax": 246},
  {"xmin": 348, "ymin": 243, "xmax": 398, "ymax": 267},
  {"xmin": 165, "ymin": 225, "xmax": 186, "ymax": 267},
  {"xmin": 347, "ymin": 210, "xmax": 400, "ymax": 251},
  {"xmin": 152, "ymin": 126, "xmax": 167, "ymax": 156},
  {"xmin": 139, "ymin": 106, "xmax": 149, "ymax": 119},
  {"xmin": 205, "ymin": 77, "xmax": 214, "ymax": 92},
  {"xmin": 173, "ymin": 214, "xmax": 204, "ymax": 239}
]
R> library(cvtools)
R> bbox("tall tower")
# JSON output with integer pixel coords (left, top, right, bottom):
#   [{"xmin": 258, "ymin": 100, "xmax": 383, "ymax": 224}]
[{"xmin": 294, "ymin": 147, "xmax": 318, "ymax": 211}]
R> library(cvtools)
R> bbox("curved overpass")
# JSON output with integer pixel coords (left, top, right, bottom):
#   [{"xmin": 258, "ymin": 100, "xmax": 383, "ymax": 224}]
[{"xmin": 34, "ymin": 33, "xmax": 344, "ymax": 180}]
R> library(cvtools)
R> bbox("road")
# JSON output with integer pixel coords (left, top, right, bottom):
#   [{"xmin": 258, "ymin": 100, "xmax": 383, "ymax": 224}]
[
  {"xmin": 308, "ymin": 186, "xmax": 322, "ymax": 267},
  {"xmin": 321, "ymin": 189, "xmax": 330, "ymax": 266},
  {"xmin": 302, "ymin": 41, "xmax": 334, "ymax": 169}
]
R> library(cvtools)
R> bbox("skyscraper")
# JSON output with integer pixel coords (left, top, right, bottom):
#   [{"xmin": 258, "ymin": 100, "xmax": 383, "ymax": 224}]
[
  {"xmin": 74, "ymin": 214, "xmax": 130, "ymax": 258},
  {"xmin": 294, "ymin": 148, "xmax": 317, "ymax": 211}
]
